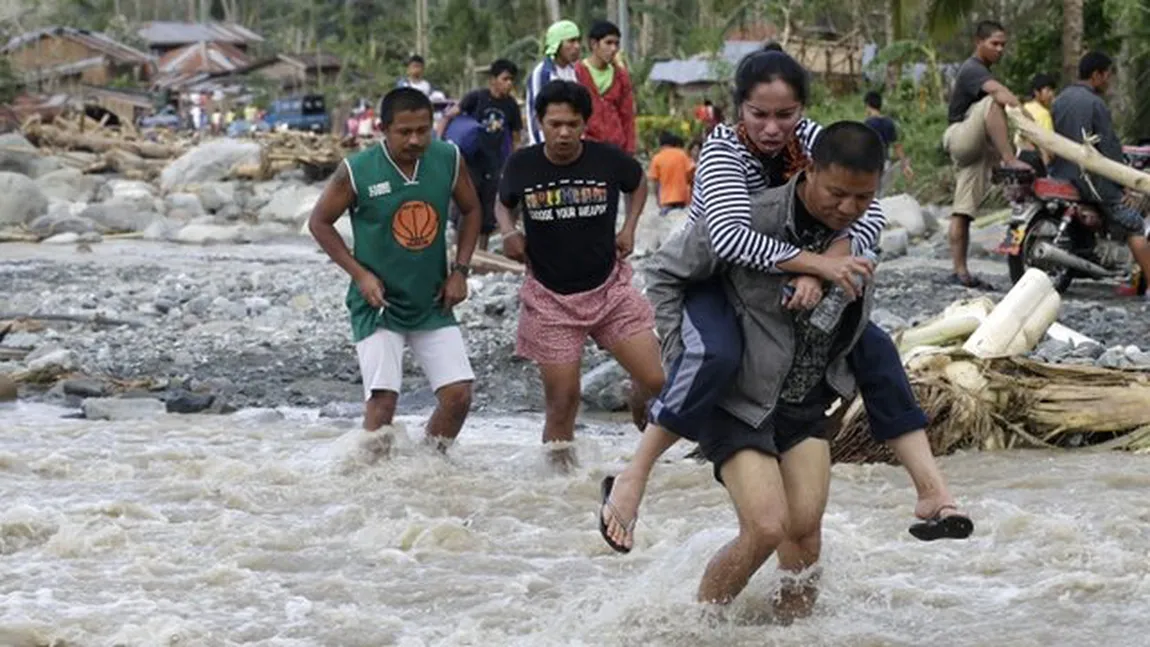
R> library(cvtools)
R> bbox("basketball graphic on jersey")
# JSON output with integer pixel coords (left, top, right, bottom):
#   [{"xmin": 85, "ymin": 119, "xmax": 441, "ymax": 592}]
[{"xmin": 392, "ymin": 201, "xmax": 439, "ymax": 251}]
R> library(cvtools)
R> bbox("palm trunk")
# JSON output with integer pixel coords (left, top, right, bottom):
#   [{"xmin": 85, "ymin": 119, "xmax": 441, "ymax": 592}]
[{"xmin": 1062, "ymin": 0, "xmax": 1083, "ymax": 84}]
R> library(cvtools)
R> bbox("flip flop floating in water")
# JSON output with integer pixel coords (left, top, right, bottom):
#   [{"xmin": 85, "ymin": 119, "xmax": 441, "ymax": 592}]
[{"xmin": 909, "ymin": 504, "xmax": 975, "ymax": 541}]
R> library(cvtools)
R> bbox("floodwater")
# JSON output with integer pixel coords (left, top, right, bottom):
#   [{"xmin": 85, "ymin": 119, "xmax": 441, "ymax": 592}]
[{"xmin": 2, "ymin": 403, "xmax": 1149, "ymax": 647}]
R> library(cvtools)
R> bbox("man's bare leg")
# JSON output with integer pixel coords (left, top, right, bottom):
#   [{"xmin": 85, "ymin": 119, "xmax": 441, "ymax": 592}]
[
  {"xmin": 478, "ymin": 233, "xmax": 490, "ymax": 252},
  {"xmin": 425, "ymin": 380, "xmax": 473, "ymax": 451},
  {"xmin": 359, "ymin": 390, "xmax": 399, "ymax": 460},
  {"xmin": 539, "ymin": 361, "xmax": 582, "ymax": 470},
  {"xmin": 698, "ymin": 450, "xmax": 789, "ymax": 604},
  {"xmin": 1127, "ymin": 234, "xmax": 1150, "ymax": 288},
  {"xmin": 985, "ymin": 102, "xmax": 1029, "ymax": 169},
  {"xmin": 773, "ymin": 437, "xmax": 831, "ymax": 623},
  {"xmin": 885, "ymin": 429, "xmax": 963, "ymax": 519},
  {"xmin": 949, "ymin": 214, "xmax": 974, "ymax": 278},
  {"xmin": 599, "ymin": 330, "xmax": 671, "ymax": 550}
]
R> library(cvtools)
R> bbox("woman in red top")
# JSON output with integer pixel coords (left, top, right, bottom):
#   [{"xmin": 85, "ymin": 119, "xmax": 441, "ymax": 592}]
[{"xmin": 574, "ymin": 20, "xmax": 636, "ymax": 154}]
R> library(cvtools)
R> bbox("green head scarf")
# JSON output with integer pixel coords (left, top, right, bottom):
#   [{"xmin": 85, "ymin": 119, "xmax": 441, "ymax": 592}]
[{"xmin": 544, "ymin": 20, "xmax": 580, "ymax": 57}]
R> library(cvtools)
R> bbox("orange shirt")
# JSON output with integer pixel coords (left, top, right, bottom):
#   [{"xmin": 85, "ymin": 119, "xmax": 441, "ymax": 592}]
[{"xmin": 648, "ymin": 146, "xmax": 695, "ymax": 206}]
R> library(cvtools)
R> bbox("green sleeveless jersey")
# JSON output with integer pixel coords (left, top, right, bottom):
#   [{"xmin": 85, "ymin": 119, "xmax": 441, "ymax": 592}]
[{"xmin": 343, "ymin": 139, "xmax": 459, "ymax": 341}]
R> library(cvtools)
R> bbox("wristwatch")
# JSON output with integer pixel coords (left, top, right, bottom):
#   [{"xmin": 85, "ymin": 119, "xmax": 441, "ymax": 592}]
[{"xmin": 450, "ymin": 262, "xmax": 472, "ymax": 277}]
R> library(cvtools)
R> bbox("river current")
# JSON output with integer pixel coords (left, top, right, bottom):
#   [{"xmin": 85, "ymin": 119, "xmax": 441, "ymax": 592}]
[{"xmin": 2, "ymin": 403, "xmax": 1148, "ymax": 646}]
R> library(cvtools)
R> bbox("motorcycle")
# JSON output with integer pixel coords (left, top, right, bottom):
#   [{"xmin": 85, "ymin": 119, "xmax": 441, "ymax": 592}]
[{"xmin": 992, "ymin": 145, "xmax": 1150, "ymax": 295}]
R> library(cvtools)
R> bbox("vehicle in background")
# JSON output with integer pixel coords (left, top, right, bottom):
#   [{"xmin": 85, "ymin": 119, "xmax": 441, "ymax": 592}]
[
  {"xmin": 263, "ymin": 94, "xmax": 330, "ymax": 133},
  {"xmin": 139, "ymin": 105, "xmax": 182, "ymax": 129}
]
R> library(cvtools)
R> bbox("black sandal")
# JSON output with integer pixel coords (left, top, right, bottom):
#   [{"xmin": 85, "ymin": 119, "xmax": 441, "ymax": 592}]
[
  {"xmin": 948, "ymin": 273, "xmax": 995, "ymax": 291},
  {"xmin": 598, "ymin": 476, "xmax": 636, "ymax": 554},
  {"xmin": 909, "ymin": 504, "xmax": 974, "ymax": 541}
]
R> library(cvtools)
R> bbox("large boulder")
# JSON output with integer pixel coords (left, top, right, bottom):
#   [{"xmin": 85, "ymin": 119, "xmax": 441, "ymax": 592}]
[
  {"xmin": 879, "ymin": 227, "xmax": 910, "ymax": 259},
  {"xmin": 195, "ymin": 182, "xmax": 236, "ymax": 213},
  {"xmin": 96, "ymin": 179, "xmax": 161, "ymax": 213},
  {"xmin": 0, "ymin": 172, "xmax": 50, "ymax": 226},
  {"xmin": 35, "ymin": 168, "xmax": 102, "ymax": 203},
  {"xmin": 878, "ymin": 193, "xmax": 927, "ymax": 238},
  {"xmin": 160, "ymin": 140, "xmax": 260, "ymax": 192},
  {"xmin": 580, "ymin": 359, "xmax": 630, "ymax": 411},
  {"xmin": 27, "ymin": 203, "xmax": 96, "ymax": 238},
  {"xmin": 258, "ymin": 183, "xmax": 323, "ymax": 226},
  {"xmin": 0, "ymin": 133, "xmax": 61, "ymax": 177},
  {"xmin": 164, "ymin": 192, "xmax": 206, "ymax": 220},
  {"xmin": 82, "ymin": 397, "xmax": 167, "ymax": 421},
  {"xmin": 79, "ymin": 204, "xmax": 160, "ymax": 234}
]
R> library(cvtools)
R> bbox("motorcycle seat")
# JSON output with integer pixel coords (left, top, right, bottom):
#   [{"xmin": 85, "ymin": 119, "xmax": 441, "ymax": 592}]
[{"xmin": 1034, "ymin": 178, "xmax": 1080, "ymax": 201}]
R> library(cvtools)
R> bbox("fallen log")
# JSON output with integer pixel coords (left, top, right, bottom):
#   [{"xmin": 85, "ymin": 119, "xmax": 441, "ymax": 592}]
[
  {"xmin": 471, "ymin": 249, "xmax": 525, "ymax": 274},
  {"xmin": 23, "ymin": 122, "xmax": 183, "ymax": 159}
]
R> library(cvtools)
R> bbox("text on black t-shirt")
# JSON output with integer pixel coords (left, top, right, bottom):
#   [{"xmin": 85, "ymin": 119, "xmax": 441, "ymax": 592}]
[{"xmin": 499, "ymin": 141, "xmax": 643, "ymax": 294}]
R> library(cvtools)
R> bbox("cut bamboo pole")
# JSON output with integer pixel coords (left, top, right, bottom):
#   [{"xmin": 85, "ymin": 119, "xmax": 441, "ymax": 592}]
[
  {"xmin": 963, "ymin": 268, "xmax": 1059, "ymax": 358},
  {"xmin": 1008, "ymin": 105, "xmax": 1150, "ymax": 193}
]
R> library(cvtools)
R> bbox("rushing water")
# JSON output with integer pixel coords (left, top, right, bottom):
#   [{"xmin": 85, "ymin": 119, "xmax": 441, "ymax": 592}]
[{"xmin": 1, "ymin": 402, "xmax": 1149, "ymax": 647}]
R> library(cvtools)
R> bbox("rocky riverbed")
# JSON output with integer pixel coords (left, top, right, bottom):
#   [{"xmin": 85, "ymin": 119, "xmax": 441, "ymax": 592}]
[
  {"xmin": 2, "ymin": 134, "xmax": 1148, "ymax": 418},
  {"xmin": 2, "ymin": 223, "xmax": 1148, "ymax": 419}
]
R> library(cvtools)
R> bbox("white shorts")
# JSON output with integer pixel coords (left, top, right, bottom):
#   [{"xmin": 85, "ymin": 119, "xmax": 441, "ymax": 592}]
[{"xmin": 354, "ymin": 326, "xmax": 475, "ymax": 400}]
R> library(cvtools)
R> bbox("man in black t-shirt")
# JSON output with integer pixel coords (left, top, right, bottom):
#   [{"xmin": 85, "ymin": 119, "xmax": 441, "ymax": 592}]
[
  {"xmin": 942, "ymin": 20, "xmax": 1031, "ymax": 289},
  {"xmin": 441, "ymin": 59, "xmax": 523, "ymax": 250},
  {"xmin": 495, "ymin": 80, "xmax": 662, "ymax": 469}
]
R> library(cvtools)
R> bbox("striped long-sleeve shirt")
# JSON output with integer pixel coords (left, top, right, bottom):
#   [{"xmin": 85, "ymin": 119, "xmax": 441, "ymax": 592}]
[
  {"xmin": 687, "ymin": 120, "xmax": 886, "ymax": 272},
  {"xmin": 525, "ymin": 57, "xmax": 577, "ymax": 146}
]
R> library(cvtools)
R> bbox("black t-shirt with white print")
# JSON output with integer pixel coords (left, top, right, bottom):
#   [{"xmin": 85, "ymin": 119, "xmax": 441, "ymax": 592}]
[{"xmin": 499, "ymin": 141, "xmax": 643, "ymax": 294}]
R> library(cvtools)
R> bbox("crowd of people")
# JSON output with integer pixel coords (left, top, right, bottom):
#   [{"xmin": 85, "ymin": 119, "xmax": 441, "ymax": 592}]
[{"xmin": 304, "ymin": 14, "xmax": 1140, "ymax": 617}]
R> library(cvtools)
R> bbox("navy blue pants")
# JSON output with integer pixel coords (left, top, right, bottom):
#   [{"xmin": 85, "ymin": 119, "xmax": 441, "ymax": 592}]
[{"xmin": 649, "ymin": 280, "xmax": 927, "ymax": 442}]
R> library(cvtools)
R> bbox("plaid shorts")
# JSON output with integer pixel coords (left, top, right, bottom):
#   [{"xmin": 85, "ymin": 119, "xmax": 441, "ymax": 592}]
[{"xmin": 516, "ymin": 261, "xmax": 655, "ymax": 364}]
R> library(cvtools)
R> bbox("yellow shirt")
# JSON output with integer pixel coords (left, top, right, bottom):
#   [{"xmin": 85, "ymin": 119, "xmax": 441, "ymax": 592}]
[{"xmin": 1016, "ymin": 100, "xmax": 1052, "ymax": 149}]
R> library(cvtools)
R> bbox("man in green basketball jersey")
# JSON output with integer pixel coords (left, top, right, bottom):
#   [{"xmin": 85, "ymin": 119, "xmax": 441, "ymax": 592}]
[{"xmin": 309, "ymin": 88, "xmax": 484, "ymax": 456}]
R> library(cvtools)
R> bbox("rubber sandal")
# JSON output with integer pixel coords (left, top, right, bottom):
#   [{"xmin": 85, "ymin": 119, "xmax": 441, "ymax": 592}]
[
  {"xmin": 598, "ymin": 476, "xmax": 636, "ymax": 554},
  {"xmin": 909, "ymin": 504, "xmax": 974, "ymax": 541},
  {"xmin": 948, "ymin": 273, "xmax": 994, "ymax": 291}
]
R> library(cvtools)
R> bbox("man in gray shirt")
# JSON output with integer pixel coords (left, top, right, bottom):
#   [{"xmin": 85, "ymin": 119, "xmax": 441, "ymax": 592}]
[
  {"xmin": 1051, "ymin": 51, "xmax": 1150, "ymax": 297},
  {"xmin": 943, "ymin": 20, "xmax": 1031, "ymax": 289}
]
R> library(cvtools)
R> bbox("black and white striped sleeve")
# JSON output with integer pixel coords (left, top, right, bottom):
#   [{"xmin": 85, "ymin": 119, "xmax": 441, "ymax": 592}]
[
  {"xmin": 839, "ymin": 199, "xmax": 886, "ymax": 255},
  {"xmin": 795, "ymin": 118, "xmax": 822, "ymax": 156},
  {"xmin": 696, "ymin": 139, "xmax": 800, "ymax": 271}
]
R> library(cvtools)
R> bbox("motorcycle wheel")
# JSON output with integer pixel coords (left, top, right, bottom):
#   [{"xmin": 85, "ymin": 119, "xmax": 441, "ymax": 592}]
[{"xmin": 1008, "ymin": 215, "xmax": 1074, "ymax": 293}]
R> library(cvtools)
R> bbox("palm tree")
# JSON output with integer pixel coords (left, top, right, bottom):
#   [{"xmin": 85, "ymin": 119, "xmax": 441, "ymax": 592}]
[{"xmin": 1062, "ymin": 0, "xmax": 1083, "ymax": 83}]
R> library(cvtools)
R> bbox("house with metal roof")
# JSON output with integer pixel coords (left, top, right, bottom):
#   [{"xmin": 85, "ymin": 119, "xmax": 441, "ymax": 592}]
[
  {"xmin": 0, "ymin": 26, "xmax": 154, "ymax": 90},
  {"xmin": 137, "ymin": 21, "xmax": 264, "ymax": 57}
]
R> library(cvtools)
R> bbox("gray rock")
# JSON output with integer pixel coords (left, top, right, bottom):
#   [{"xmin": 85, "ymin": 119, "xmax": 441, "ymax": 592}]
[
  {"xmin": 25, "ymin": 348, "xmax": 78, "ymax": 372},
  {"xmin": 62, "ymin": 378, "xmax": 108, "ymax": 398},
  {"xmin": 96, "ymin": 179, "xmax": 158, "ymax": 212},
  {"xmin": 165, "ymin": 389, "xmax": 216, "ymax": 414},
  {"xmin": 1096, "ymin": 347, "xmax": 1132, "ymax": 369},
  {"xmin": 160, "ymin": 141, "xmax": 260, "ymax": 192},
  {"xmin": 216, "ymin": 203, "xmax": 243, "ymax": 221},
  {"xmin": 580, "ymin": 359, "xmax": 630, "ymax": 411},
  {"xmin": 35, "ymin": 168, "xmax": 101, "ymax": 203},
  {"xmin": 172, "ymin": 223, "xmax": 246, "ymax": 245},
  {"xmin": 244, "ymin": 296, "xmax": 271, "ymax": 315},
  {"xmin": 28, "ymin": 209, "xmax": 95, "ymax": 238},
  {"xmin": 77, "ymin": 231, "xmax": 102, "ymax": 244},
  {"xmin": 154, "ymin": 298, "xmax": 177, "ymax": 314},
  {"xmin": 80, "ymin": 204, "xmax": 159, "ymax": 234},
  {"xmin": 196, "ymin": 182, "xmax": 236, "ymax": 213},
  {"xmin": 164, "ymin": 192, "xmax": 206, "ymax": 219},
  {"xmin": 878, "ymin": 194, "xmax": 926, "ymax": 237},
  {"xmin": 632, "ymin": 207, "xmax": 688, "ymax": 257},
  {"xmin": 879, "ymin": 228, "xmax": 910, "ymax": 259},
  {"xmin": 1070, "ymin": 341, "xmax": 1106, "ymax": 359},
  {"xmin": 82, "ymin": 397, "xmax": 167, "ymax": 421},
  {"xmin": 0, "ymin": 133, "xmax": 60, "ymax": 177},
  {"xmin": 258, "ymin": 184, "xmax": 323, "ymax": 226},
  {"xmin": 141, "ymin": 218, "xmax": 179, "ymax": 241},
  {"xmin": 0, "ymin": 172, "xmax": 50, "ymax": 226},
  {"xmin": 1034, "ymin": 338, "xmax": 1073, "ymax": 362}
]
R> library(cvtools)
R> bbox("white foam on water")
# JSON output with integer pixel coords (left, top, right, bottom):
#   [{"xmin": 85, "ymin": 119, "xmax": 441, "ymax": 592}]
[{"xmin": 1, "ymin": 408, "xmax": 1148, "ymax": 645}]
